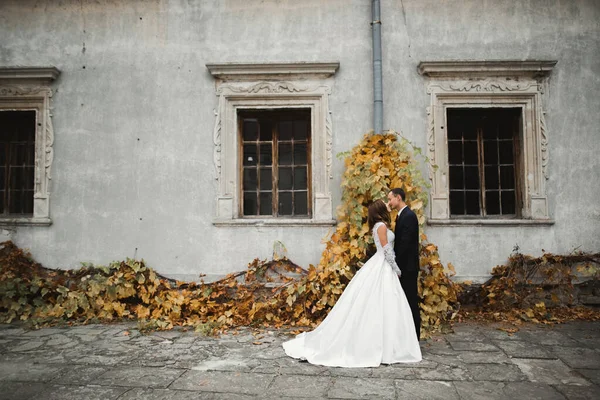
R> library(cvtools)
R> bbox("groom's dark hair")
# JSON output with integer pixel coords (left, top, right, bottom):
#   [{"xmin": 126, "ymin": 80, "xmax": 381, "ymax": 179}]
[{"xmin": 390, "ymin": 188, "xmax": 406, "ymax": 201}]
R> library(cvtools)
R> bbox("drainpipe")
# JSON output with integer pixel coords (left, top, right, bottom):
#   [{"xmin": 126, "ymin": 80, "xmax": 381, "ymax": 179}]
[{"xmin": 372, "ymin": 0, "xmax": 383, "ymax": 134}]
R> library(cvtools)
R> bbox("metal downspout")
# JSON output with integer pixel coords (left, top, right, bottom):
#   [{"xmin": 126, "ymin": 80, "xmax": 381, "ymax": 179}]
[{"xmin": 372, "ymin": 0, "xmax": 383, "ymax": 134}]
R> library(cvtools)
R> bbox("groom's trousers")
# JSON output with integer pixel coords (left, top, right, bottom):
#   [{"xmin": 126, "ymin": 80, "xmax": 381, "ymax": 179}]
[{"xmin": 400, "ymin": 270, "xmax": 421, "ymax": 341}]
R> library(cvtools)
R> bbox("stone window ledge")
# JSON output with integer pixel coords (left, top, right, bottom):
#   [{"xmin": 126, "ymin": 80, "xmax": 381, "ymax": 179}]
[
  {"xmin": 427, "ymin": 218, "xmax": 554, "ymax": 227},
  {"xmin": 213, "ymin": 219, "xmax": 336, "ymax": 227},
  {"xmin": 0, "ymin": 217, "xmax": 52, "ymax": 227}
]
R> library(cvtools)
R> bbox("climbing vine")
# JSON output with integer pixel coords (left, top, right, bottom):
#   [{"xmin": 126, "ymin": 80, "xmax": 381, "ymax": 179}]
[{"xmin": 0, "ymin": 132, "xmax": 461, "ymax": 336}]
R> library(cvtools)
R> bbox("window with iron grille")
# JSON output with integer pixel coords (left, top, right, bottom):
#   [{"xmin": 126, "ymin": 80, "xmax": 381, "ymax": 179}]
[
  {"xmin": 239, "ymin": 109, "xmax": 311, "ymax": 217},
  {"xmin": 0, "ymin": 110, "xmax": 36, "ymax": 216},
  {"xmin": 447, "ymin": 108, "xmax": 521, "ymax": 217}
]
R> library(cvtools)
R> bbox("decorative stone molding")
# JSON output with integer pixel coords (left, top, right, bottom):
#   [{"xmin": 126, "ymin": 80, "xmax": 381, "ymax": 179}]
[
  {"xmin": 418, "ymin": 60, "xmax": 556, "ymax": 223},
  {"xmin": 0, "ymin": 67, "xmax": 60, "ymax": 226},
  {"xmin": 207, "ymin": 62, "xmax": 339, "ymax": 225}
]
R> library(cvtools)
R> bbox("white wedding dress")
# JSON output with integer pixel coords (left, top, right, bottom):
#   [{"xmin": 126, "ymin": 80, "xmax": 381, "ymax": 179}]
[{"xmin": 282, "ymin": 222, "xmax": 422, "ymax": 367}]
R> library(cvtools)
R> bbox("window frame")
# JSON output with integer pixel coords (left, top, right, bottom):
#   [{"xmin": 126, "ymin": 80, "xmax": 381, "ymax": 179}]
[
  {"xmin": 207, "ymin": 62, "xmax": 338, "ymax": 226},
  {"xmin": 446, "ymin": 107, "xmax": 523, "ymax": 219},
  {"xmin": 238, "ymin": 109, "xmax": 312, "ymax": 219},
  {"xmin": 0, "ymin": 67, "xmax": 60, "ymax": 226},
  {"xmin": 418, "ymin": 60, "xmax": 556, "ymax": 226}
]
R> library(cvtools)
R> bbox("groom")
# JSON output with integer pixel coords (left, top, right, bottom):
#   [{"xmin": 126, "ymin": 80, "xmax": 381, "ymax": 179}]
[{"xmin": 387, "ymin": 188, "xmax": 421, "ymax": 340}]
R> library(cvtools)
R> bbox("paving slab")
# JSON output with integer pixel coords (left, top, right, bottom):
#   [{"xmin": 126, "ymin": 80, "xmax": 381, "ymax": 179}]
[
  {"xmin": 550, "ymin": 346, "xmax": 600, "ymax": 369},
  {"xmin": 466, "ymin": 362, "xmax": 527, "ymax": 381},
  {"xmin": 453, "ymin": 381, "xmax": 566, "ymax": 400},
  {"xmin": 0, "ymin": 381, "xmax": 48, "ymax": 400},
  {"xmin": 448, "ymin": 341, "xmax": 500, "ymax": 352},
  {"xmin": 52, "ymin": 365, "xmax": 109, "ymax": 385},
  {"xmin": 118, "ymin": 388, "xmax": 216, "ymax": 399},
  {"xmin": 511, "ymin": 358, "xmax": 592, "ymax": 386},
  {"xmin": 40, "ymin": 384, "xmax": 129, "ymax": 400},
  {"xmin": 553, "ymin": 384, "xmax": 600, "ymax": 400},
  {"xmin": 412, "ymin": 364, "xmax": 472, "ymax": 381},
  {"xmin": 266, "ymin": 374, "xmax": 332, "ymax": 398},
  {"xmin": 575, "ymin": 368, "xmax": 600, "ymax": 386},
  {"xmin": 394, "ymin": 379, "xmax": 459, "ymax": 400},
  {"xmin": 493, "ymin": 340, "xmax": 556, "ymax": 359},
  {"xmin": 170, "ymin": 370, "xmax": 275, "ymax": 394},
  {"xmin": 92, "ymin": 366, "xmax": 185, "ymax": 388},
  {"xmin": 328, "ymin": 377, "xmax": 395, "ymax": 399},
  {"xmin": 457, "ymin": 350, "xmax": 513, "ymax": 364},
  {"xmin": 0, "ymin": 361, "xmax": 65, "ymax": 382},
  {"xmin": 0, "ymin": 321, "xmax": 598, "ymax": 399}
]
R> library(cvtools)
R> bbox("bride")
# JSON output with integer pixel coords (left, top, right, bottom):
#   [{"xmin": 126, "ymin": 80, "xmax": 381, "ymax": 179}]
[{"xmin": 282, "ymin": 199, "xmax": 422, "ymax": 367}]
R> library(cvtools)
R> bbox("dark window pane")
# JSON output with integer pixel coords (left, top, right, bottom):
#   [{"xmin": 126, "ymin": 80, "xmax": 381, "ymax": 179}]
[
  {"xmin": 243, "ymin": 144, "xmax": 257, "ymax": 166},
  {"xmin": 464, "ymin": 166, "xmax": 480, "ymax": 190},
  {"xmin": 483, "ymin": 140, "xmax": 498, "ymax": 165},
  {"xmin": 499, "ymin": 141, "xmax": 514, "ymax": 164},
  {"xmin": 259, "ymin": 119, "xmax": 272, "ymax": 141},
  {"xmin": 278, "ymin": 167, "xmax": 293, "ymax": 190},
  {"xmin": 279, "ymin": 121, "xmax": 293, "ymax": 141},
  {"xmin": 243, "ymin": 192, "xmax": 257, "ymax": 216},
  {"xmin": 279, "ymin": 143, "xmax": 293, "ymax": 165},
  {"xmin": 0, "ymin": 167, "xmax": 5, "ymax": 189},
  {"xmin": 294, "ymin": 191, "xmax": 308, "ymax": 215},
  {"xmin": 294, "ymin": 167, "xmax": 307, "ymax": 190},
  {"xmin": 294, "ymin": 120, "xmax": 308, "ymax": 140},
  {"xmin": 462, "ymin": 124, "xmax": 477, "ymax": 140},
  {"xmin": 0, "ymin": 144, "xmax": 5, "ymax": 164},
  {"xmin": 449, "ymin": 191, "xmax": 465, "ymax": 215},
  {"xmin": 294, "ymin": 143, "xmax": 307, "ymax": 165},
  {"xmin": 463, "ymin": 141, "xmax": 478, "ymax": 164},
  {"xmin": 498, "ymin": 118, "xmax": 516, "ymax": 139},
  {"xmin": 485, "ymin": 166, "xmax": 499, "ymax": 190},
  {"xmin": 485, "ymin": 191, "xmax": 500, "ymax": 215},
  {"xmin": 501, "ymin": 191, "xmax": 516, "ymax": 214},
  {"xmin": 278, "ymin": 192, "xmax": 293, "ymax": 215},
  {"xmin": 483, "ymin": 122, "xmax": 499, "ymax": 140},
  {"xmin": 449, "ymin": 166, "xmax": 464, "ymax": 190},
  {"xmin": 243, "ymin": 168, "xmax": 257, "ymax": 191},
  {"xmin": 259, "ymin": 168, "xmax": 272, "ymax": 190},
  {"xmin": 259, "ymin": 192, "xmax": 272, "ymax": 215},
  {"xmin": 465, "ymin": 191, "xmax": 480, "ymax": 215},
  {"xmin": 24, "ymin": 166, "xmax": 34, "ymax": 190},
  {"xmin": 259, "ymin": 143, "xmax": 272, "ymax": 165},
  {"xmin": 23, "ymin": 191, "xmax": 34, "ymax": 214},
  {"xmin": 9, "ymin": 190, "xmax": 22, "ymax": 213},
  {"xmin": 0, "ymin": 191, "xmax": 4, "ymax": 212},
  {"xmin": 500, "ymin": 166, "xmax": 515, "ymax": 189},
  {"xmin": 10, "ymin": 167, "xmax": 22, "ymax": 188},
  {"xmin": 243, "ymin": 120, "xmax": 258, "ymax": 141},
  {"xmin": 448, "ymin": 141, "xmax": 463, "ymax": 165}
]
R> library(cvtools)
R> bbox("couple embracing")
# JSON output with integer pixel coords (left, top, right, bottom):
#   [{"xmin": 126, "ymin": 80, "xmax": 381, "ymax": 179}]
[{"xmin": 283, "ymin": 188, "xmax": 422, "ymax": 368}]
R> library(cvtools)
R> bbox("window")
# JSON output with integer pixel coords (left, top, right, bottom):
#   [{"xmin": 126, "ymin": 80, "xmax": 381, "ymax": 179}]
[
  {"xmin": 239, "ymin": 109, "xmax": 311, "ymax": 217},
  {"xmin": 418, "ymin": 60, "xmax": 556, "ymax": 224},
  {"xmin": 447, "ymin": 108, "xmax": 521, "ymax": 217},
  {"xmin": 0, "ymin": 67, "xmax": 59, "ymax": 226},
  {"xmin": 0, "ymin": 110, "xmax": 36, "ymax": 216},
  {"xmin": 206, "ymin": 62, "xmax": 339, "ymax": 225}
]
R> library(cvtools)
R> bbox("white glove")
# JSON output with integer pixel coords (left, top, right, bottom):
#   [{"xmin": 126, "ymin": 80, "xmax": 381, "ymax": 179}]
[{"xmin": 383, "ymin": 243, "xmax": 402, "ymax": 277}]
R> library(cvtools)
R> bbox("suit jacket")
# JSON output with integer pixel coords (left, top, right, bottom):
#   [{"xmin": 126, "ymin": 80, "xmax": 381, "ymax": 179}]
[{"xmin": 393, "ymin": 207, "xmax": 420, "ymax": 273}]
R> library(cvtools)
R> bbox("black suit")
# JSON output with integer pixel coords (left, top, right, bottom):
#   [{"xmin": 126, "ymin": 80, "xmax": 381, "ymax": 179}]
[{"xmin": 394, "ymin": 206, "xmax": 421, "ymax": 340}]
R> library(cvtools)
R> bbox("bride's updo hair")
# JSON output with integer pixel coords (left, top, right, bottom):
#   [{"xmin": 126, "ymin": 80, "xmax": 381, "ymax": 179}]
[{"xmin": 368, "ymin": 199, "xmax": 391, "ymax": 231}]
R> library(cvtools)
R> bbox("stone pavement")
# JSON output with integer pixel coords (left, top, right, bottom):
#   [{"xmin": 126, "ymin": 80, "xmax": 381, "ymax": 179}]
[{"xmin": 0, "ymin": 321, "xmax": 598, "ymax": 400}]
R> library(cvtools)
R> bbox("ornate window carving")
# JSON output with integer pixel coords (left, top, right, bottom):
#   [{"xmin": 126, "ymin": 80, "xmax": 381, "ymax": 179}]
[
  {"xmin": 418, "ymin": 61, "xmax": 556, "ymax": 225},
  {"xmin": 207, "ymin": 62, "xmax": 339, "ymax": 226},
  {"xmin": 0, "ymin": 67, "xmax": 60, "ymax": 226}
]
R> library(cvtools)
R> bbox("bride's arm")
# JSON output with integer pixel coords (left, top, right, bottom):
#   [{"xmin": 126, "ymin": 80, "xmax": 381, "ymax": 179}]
[{"xmin": 377, "ymin": 224, "xmax": 402, "ymax": 277}]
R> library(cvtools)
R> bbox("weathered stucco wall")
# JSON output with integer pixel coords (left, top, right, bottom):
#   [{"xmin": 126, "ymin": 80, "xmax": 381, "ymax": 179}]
[{"xmin": 0, "ymin": 0, "xmax": 598, "ymax": 281}]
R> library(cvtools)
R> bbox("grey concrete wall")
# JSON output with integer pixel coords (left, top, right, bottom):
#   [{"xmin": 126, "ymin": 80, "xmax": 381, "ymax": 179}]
[{"xmin": 0, "ymin": 0, "xmax": 598, "ymax": 281}]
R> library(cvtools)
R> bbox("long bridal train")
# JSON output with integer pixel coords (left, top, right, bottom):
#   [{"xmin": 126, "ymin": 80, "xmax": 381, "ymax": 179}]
[{"xmin": 283, "ymin": 221, "xmax": 421, "ymax": 368}]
